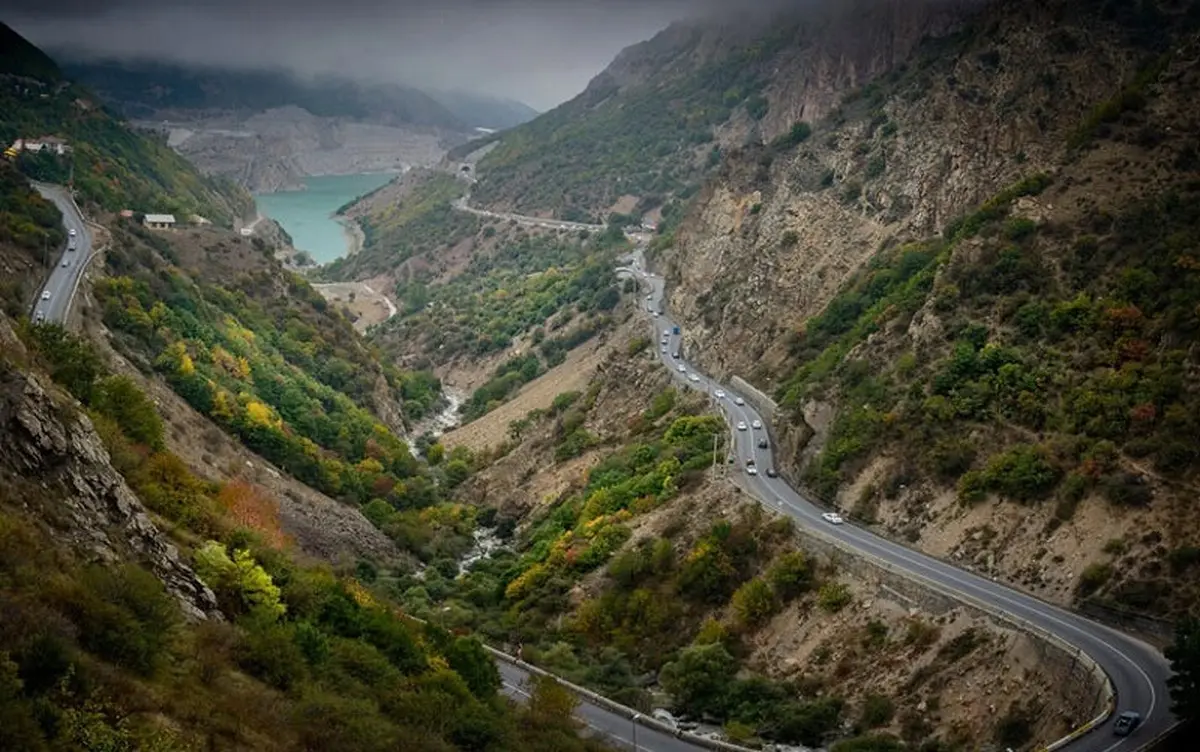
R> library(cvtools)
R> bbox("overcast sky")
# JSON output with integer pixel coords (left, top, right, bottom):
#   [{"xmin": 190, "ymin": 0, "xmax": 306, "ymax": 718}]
[{"xmin": 0, "ymin": 0, "xmax": 734, "ymax": 110}]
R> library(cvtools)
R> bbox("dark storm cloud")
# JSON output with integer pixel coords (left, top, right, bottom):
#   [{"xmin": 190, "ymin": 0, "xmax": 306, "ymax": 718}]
[{"xmin": 2, "ymin": 0, "xmax": 745, "ymax": 109}]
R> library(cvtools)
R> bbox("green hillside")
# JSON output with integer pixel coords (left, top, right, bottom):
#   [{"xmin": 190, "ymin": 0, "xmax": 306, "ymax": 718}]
[
  {"xmin": 469, "ymin": 22, "xmax": 793, "ymax": 221},
  {"xmin": 0, "ymin": 23, "xmax": 252, "ymax": 225}
]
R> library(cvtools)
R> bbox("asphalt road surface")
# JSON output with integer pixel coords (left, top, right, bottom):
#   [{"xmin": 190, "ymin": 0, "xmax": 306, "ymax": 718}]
[
  {"xmin": 30, "ymin": 183, "xmax": 93, "ymax": 325},
  {"xmin": 498, "ymin": 661, "xmax": 712, "ymax": 752},
  {"xmin": 621, "ymin": 248, "xmax": 1175, "ymax": 752}
]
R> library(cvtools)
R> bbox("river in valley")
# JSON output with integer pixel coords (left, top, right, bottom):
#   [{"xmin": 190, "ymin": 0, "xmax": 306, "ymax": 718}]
[{"xmin": 254, "ymin": 172, "xmax": 397, "ymax": 263}]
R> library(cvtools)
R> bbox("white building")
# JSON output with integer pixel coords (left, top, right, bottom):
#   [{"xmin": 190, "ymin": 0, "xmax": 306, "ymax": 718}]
[
  {"xmin": 143, "ymin": 213, "xmax": 177, "ymax": 230},
  {"xmin": 9, "ymin": 136, "xmax": 71, "ymax": 155}
]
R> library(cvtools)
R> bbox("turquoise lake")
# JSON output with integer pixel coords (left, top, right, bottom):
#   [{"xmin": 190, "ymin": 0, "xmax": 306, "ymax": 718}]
[{"xmin": 254, "ymin": 173, "xmax": 396, "ymax": 263}]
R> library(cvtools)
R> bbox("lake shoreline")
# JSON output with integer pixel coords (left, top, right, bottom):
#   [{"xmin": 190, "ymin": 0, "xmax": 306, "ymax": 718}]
[{"xmin": 253, "ymin": 172, "xmax": 394, "ymax": 264}]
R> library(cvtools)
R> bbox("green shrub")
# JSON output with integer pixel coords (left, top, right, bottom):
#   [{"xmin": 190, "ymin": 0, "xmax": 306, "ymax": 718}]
[
  {"xmin": 71, "ymin": 564, "xmax": 180, "ymax": 676},
  {"xmin": 859, "ymin": 694, "xmax": 896, "ymax": 728},
  {"xmin": 818, "ymin": 582, "xmax": 852, "ymax": 612},
  {"xmin": 731, "ymin": 577, "xmax": 778, "ymax": 629},
  {"xmin": 767, "ymin": 551, "xmax": 814, "ymax": 600},
  {"xmin": 194, "ymin": 541, "xmax": 285, "ymax": 619},
  {"xmin": 1078, "ymin": 562, "xmax": 1113, "ymax": 596}
]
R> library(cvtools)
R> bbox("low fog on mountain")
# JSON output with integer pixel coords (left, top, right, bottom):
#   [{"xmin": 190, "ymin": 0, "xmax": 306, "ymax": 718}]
[{"xmin": 3, "ymin": 0, "xmax": 754, "ymax": 108}]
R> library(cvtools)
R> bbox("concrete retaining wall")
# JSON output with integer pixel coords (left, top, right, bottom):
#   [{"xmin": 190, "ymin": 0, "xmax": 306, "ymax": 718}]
[{"xmin": 730, "ymin": 376, "xmax": 777, "ymax": 426}]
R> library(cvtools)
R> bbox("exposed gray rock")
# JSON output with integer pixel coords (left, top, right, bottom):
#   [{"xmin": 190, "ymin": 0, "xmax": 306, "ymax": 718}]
[{"xmin": 0, "ymin": 354, "xmax": 220, "ymax": 622}]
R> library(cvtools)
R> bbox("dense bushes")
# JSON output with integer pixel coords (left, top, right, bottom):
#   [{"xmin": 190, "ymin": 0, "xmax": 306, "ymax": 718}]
[
  {"xmin": 4, "ymin": 325, "xmax": 602, "ymax": 752},
  {"xmin": 93, "ymin": 227, "xmax": 450, "ymax": 510},
  {"xmin": 470, "ymin": 29, "xmax": 793, "ymax": 217},
  {"xmin": 0, "ymin": 72, "xmax": 250, "ymax": 223},
  {"xmin": 377, "ymin": 227, "xmax": 622, "ymax": 373}
]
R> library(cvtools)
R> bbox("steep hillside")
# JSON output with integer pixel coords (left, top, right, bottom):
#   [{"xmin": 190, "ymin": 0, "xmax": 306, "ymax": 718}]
[
  {"xmin": 0, "ymin": 312, "xmax": 613, "ymax": 752},
  {"xmin": 657, "ymin": 0, "xmax": 1200, "ymax": 620},
  {"xmin": 0, "ymin": 23, "xmax": 252, "ymax": 225},
  {"xmin": 94, "ymin": 219, "xmax": 444, "ymax": 496},
  {"xmin": 409, "ymin": 334, "xmax": 1097, "ymax": 751},
  {"xmin": 468, "ymin": 0, "xmax": 979, "ymax": 222}
]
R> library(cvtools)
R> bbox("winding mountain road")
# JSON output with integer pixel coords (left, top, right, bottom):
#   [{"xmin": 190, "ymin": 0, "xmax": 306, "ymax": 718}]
[
  {"xmin": 33, "ymin": 173, "xmax": 1175, "ymax": 750},
  {"xmin": 619, "ymin": 247, "xmax": 1175, "ymax": 752},
  {"xmin": 30, "ymin": 182, "xmax": 95, "ymax": 325}
]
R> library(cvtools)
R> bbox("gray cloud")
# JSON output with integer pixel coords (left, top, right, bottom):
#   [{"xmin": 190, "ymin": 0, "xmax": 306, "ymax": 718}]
[{"xmin": 2, "ymin": 0, "xmax": 740, "ymax": 109}]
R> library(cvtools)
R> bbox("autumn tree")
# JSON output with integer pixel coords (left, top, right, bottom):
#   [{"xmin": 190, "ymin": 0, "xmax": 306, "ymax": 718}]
[{"xmin": 216, "ymin": 480, "xmax": 288, "ymax": 549}]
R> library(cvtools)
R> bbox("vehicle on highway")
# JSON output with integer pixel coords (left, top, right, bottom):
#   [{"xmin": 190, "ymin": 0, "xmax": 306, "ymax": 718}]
[
  {"xmin": 747, "ymin": 466, "xmax": 758, "ymax": 475},
  {"xmin": 714, "ymin": 389, "xmax": 726, "ymax": 399},
  {"xmin": 1112, "ymin": 710, "xmax": 1141, "ymax": 736},
  {"xmin": 765, "ymin": 467, "xmax": 778, "ymax": 478},
  {"xmin": 752, "ymin": 419, "xmax": 762, "ymax": 430},
  {"xmin": 61, "ymin": 259, "xmax": 70, "ymax": 267},
  {"xmin": 688, "ymin": 373, "xmax": 700, "ymax": 383},
  {"xmin": 663, "ymin": 329, "xmax": 671, "ymax": 337},
  {"xmin": 653, "ymin": 311, "xmax": 660, "ymax": 317},
  {"xmin": 646, "ymin": 294, "xmax": 652, "ymax": 301},
  {"xmin": 821, "ymin": 512, "xmax": 845, "ymax": 525},
  {"xmin": 757, "ymin": 438, "xmax": 768, "ymax": 449},
  {"xmin": 35, "ymin": 311, "xmax": 45, "ymax": 323},
  {"xmin": 661, "ymin": 345, "xmax": 667, "ymax": 353},
  {"xmin": 677, "ymin": 364, "xmax": 686, "ymax": 373},
  {"xmin": 69, "ymin": 228, "xmax": 76, "ymax": 237},
  {"xmin": 671, "ymin": 351, "xmax": 680, "ymax": 359},
  {"xmin": 734, "ymin": 397, "xmax": 745, "ymax": 406},
  {"xmin": 745, "ymin": 458, "xmax": 755, "ymax": 466},
  {"xmin": 41, "ymin": 291, "xmax": 51, "ymax": 300},
  {"xmin": 68, "ymin": 240, "xmax": 76, "ymax": 250},
  {"xmin": 736, "ymin": 421, "xmax": 747, "ymax": 431}
]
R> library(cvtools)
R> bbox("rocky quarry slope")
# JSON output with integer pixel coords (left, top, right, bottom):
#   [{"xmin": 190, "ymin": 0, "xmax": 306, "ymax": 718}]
[{"xmin": 655, "ymin": 0, "xmax": 1200, "ymax": 621}]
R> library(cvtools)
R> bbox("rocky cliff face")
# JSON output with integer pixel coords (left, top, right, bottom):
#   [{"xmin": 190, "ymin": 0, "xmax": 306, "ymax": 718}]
[
  {"xmin": 663, "ymin": 0, "xmax": 1151, "ymax": 387},
  {"xmin": 0, "ymin": 323, "xmax": 219, "ymax": 621},
  {"xmin": 661, "ymin": 0, "xmax": 1200, "ymax": 617}
]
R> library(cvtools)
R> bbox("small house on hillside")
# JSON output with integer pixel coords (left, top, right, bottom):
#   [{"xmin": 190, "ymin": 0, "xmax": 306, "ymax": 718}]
[
  {"xmin": 9, "ymin": 136, "xmax": 71, "ymax": 155},
  {"xmin": 143, "ymin": 213, "xmax": 177, "ymax": 230}
]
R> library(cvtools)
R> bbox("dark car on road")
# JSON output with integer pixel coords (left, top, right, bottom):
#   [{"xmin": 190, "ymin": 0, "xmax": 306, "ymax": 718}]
[
  {"xmin": 765, "ymin": 467, "xmax": 778, "ymax": 478},
  {"xmin": 1113, "ymin": 711, "xmax": 1141, "ymax": 736},
  {"xmin": 757, "ymin": 438, "xmax": 768, "ymax": 449}
]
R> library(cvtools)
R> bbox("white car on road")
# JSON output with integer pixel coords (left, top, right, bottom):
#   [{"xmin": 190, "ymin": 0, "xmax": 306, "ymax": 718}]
[
  {"xmin": 688, "ymin": 373, "xmax": 700, "ymax": 383},
  {"xmin": 41, "ymin": 291, "xmax": 51, "ymax": 300},
  {"xmin": 677, "ymin": 364, "xmax": 686, "ymax": 373},
  {"xmin": 69, "ymin": 228, "xmax": 76, "ymax": 237},
  {"xmin": 734, "ymin": 397, "xmax": 745, "ymax": 406},
  {"xmin": 821, "ymin": 512, "xmax": 845, "ymax": 525},
  {"xmin": 714, "ymin": 389, "xmax": 726, "ymax": 399},
  {"xmin": 752, "ymin": 420, "xmax": 762, "ymax": 430},
  {"xmin": 747, "ymin": 466, "xmax": 758, "ymax": 475},
  {"xmin": 736, "ymin": 421, "xmax": 747, "ymax": 431}
]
